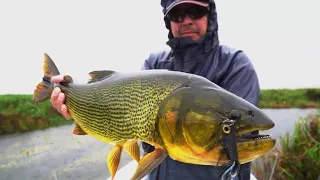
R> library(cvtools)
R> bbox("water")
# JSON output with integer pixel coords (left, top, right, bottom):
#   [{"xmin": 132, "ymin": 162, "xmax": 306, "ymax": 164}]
[
  {"xmin": 0, "ymin": 108, "xmax": 318, "ymax": 180},
  {"xmin": 262, "ymin": 108, "xmax": 317, "ymax": 138}
]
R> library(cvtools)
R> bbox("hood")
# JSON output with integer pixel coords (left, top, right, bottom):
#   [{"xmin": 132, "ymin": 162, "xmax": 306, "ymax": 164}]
[{"xmin": 160, "ymin": 0, "xmax": 219, "ymax": 53}]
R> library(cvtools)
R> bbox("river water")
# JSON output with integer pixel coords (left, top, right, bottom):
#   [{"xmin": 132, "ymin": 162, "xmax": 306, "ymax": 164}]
[{"xmin": 0, "ymin": 108, "xmax": 318, "ymax": 180}]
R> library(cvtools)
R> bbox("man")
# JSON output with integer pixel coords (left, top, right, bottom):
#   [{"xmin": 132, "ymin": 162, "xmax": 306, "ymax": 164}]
[{"xmin": 51, "ymin": 0, "xmax": 260, "ymax": 179}]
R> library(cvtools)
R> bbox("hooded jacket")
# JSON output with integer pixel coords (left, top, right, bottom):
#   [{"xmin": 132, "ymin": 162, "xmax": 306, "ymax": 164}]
[{"xmin": 141, "ymin": 0, "xmax": 260, "ymax": 179}]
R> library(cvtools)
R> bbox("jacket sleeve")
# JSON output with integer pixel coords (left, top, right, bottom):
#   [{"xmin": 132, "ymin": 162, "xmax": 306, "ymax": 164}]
[
  {"xmin": 219, "ymin": 51, "xmax": 260, "ymax": 106},
  {"xmin": 141, "ymin": 58, "xmax": 152, "ymax": 70},
  {"xmin": 141, "ymin": 52, "xmax": 161, "ymax": 70}
]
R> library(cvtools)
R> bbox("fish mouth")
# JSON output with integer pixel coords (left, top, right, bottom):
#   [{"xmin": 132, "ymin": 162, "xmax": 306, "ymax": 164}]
[
  {"xmin": 236, "ymin": 134, "xmax": 272, "ymax": 143},
  {"xmin": 236, "ymin": 124, "xmax": 275, "ymax": 143}
]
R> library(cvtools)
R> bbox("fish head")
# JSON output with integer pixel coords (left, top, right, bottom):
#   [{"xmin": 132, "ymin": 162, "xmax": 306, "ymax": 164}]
[
  {"xmin": 156, "ymin": 85, "xmax": 276, "ymax": 166},
  {"xmin": 214, "ymin": 86, "xmax": 276, "ymax": 135},
  {"xmin": 210, "ymin": 87, "xmax": 276, "ymax": 163}
]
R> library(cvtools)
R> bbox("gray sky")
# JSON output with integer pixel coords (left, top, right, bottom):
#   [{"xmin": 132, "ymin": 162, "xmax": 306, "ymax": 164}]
[{"xmin": 0, "ymin": 0, "xmax": 319, "ymax": 94}]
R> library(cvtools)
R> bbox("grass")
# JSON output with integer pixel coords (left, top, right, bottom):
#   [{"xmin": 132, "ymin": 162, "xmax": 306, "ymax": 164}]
[
  {"xmin": 251, "ymin": 110, "xmax": 320, "ymax": 180},
  {"xmin": 259, "ymin": 88, "xmax": 320, "ymax": 108},
  {"xmin": 0, "ymin": 94, "xmax": 72, "ymax": 135}
]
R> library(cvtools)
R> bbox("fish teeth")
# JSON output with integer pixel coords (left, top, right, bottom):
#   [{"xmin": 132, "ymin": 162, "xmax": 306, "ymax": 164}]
[{"xmin": 254, "ymin": 135, "xmax": 270, "ymax": 140}]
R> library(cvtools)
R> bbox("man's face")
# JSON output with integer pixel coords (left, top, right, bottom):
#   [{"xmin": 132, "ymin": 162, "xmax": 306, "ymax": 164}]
[{"xmin": 167, "ymin": 3, "xmax": 209, "ymax": 40}]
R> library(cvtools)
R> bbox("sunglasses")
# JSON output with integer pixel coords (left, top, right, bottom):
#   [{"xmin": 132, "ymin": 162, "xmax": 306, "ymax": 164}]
[{"xmin": 166, "ymin": 5, "xmax": 210, "ymax": 23}]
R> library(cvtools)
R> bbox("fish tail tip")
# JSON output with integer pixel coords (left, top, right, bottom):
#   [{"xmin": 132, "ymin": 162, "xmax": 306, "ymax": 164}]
[
  {"xmin": 42, "ymin": 52, "xmax": 60, "ymax": 77},
  {"xmin": 33, "ymin": 81, "xmax": 52, "ymax": 103},
  {"xmin": 44, "ymin": 53, "xmax": 53, "ymax": 63}
]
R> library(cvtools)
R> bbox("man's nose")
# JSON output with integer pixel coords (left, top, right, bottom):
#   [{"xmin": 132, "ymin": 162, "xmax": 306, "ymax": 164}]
[{"xmin": 181, "ymin": 15, "xmax": 193, "ymax": 25}]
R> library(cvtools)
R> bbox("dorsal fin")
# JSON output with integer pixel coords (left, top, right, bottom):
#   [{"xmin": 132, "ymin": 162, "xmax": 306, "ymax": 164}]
[{"xmin": 88, "ymin": 70, "xmax": 115, "ymax": 84}]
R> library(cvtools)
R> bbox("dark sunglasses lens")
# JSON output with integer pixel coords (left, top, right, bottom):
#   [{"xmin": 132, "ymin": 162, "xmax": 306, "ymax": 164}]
[
  {"xmin": 167, "ymin": 9, "xmax": 183, "ymax": 22},
  {"xmin": 189, "ymin": 6, "xmax": 209, "ymax": 19},
  {"xmin": 167, "ymin": 6, "xmax": 209, "ymax": 22}
]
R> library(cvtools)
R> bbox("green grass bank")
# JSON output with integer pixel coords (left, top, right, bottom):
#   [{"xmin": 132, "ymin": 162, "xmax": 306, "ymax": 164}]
[
  {"xmin": 0, "ymin": 88, "xmax": 319, "ymax": 135},
  {"xmin": 259, "ymin": 88, "xmax": 320, "ymax": 108},
  {"xmin": 0, "ymin": 94, "xmax": 72, "ymax": 135}
]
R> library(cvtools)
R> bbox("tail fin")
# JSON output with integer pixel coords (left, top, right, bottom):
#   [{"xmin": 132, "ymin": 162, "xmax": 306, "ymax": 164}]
[{"xmin": 33, "ymin": 53, "xmax": 61, "ymax": 102}]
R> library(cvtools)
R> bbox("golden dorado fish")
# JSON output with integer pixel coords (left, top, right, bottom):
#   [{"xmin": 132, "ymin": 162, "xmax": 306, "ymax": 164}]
[{"xmin": 33, "ymin": 53, "xmax": 276, "ymax": 180}]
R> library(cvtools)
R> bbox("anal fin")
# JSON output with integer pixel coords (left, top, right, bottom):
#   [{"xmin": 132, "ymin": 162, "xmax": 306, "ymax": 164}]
[
  {"xmin": 107, "ymin": 144, "xmax": 123, "ymax": 180},
  {"xmin": 124, "ymin": 141, "xmax": 140, "ymax": 163},
  {"xmin": 131, "ymin": 147, "xmax": 167, "ymax": 180},
  {"xmin": 72, "ymin": 123, "xmax": 87, "ymax": 135}
]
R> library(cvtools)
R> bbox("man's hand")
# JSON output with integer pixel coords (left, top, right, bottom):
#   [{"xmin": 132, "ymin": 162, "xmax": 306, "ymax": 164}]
[{"xmin": 50, "ymin": 75, "xmax": 72, "ymax": 120}]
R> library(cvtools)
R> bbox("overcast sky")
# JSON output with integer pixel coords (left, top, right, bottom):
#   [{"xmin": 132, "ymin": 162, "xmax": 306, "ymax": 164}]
[{"xmin": 0, "ymin": 0, "xmax": 319, "ymax": 94}]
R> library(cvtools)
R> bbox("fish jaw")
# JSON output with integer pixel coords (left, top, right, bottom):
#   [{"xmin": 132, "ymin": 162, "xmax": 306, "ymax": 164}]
[
  {"xmin": 162, "ymin": 137, "xmax": 276, "ymax": 166},
  {"xmin": 235, "ymin": 137, "xmax": 276, "ymax": 164}
]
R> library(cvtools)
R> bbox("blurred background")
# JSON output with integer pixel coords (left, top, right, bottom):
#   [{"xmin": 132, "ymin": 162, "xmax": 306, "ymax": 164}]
[{"xmin": 0, "ymin": 0, "xmax": 319, "ymax": 180}]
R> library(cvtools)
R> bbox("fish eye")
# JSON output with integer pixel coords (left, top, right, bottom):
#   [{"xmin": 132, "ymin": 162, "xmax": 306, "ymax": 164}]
[
  {"xmin": 222, "ymin": 125, "xmax": 231, "ymax": 134},
  {"xmin": 248, "ymin": 110, "xmax": 254, "ymax": 117},
  {"xmin": 229, "ymin": 110, "xmax": 241, "ymax": 121}
]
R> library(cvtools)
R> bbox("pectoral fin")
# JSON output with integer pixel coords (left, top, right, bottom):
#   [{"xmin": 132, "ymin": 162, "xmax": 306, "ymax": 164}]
[
  {"xmin": 131, "ymin": 147, "xmax": 167, "ymax": 180},
  {"xmin": 124, "ymin": 141, "xmax": 140, "ymax": 162},
  {"xmin": 107, "ymin": 144, "xmax": 123, "ymax": 180},
  {"xmin": 72, "ymin": 123, "xmax": 87, "ymax": 135}
]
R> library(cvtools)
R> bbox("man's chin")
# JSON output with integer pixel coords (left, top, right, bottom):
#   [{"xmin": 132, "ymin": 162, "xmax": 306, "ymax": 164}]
[{"xmin": 180, "ymin": 34, "xmax": 200, "ymax": 40}]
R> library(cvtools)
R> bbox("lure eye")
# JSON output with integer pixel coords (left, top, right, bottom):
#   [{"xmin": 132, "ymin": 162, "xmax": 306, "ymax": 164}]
[
  {"xmin": 229, "ymin": 110, "xmax": 241, "ymax": 121},
  {"xmin": 223, "ymin": 125, "xmax": 231, "ymax": 134}
]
